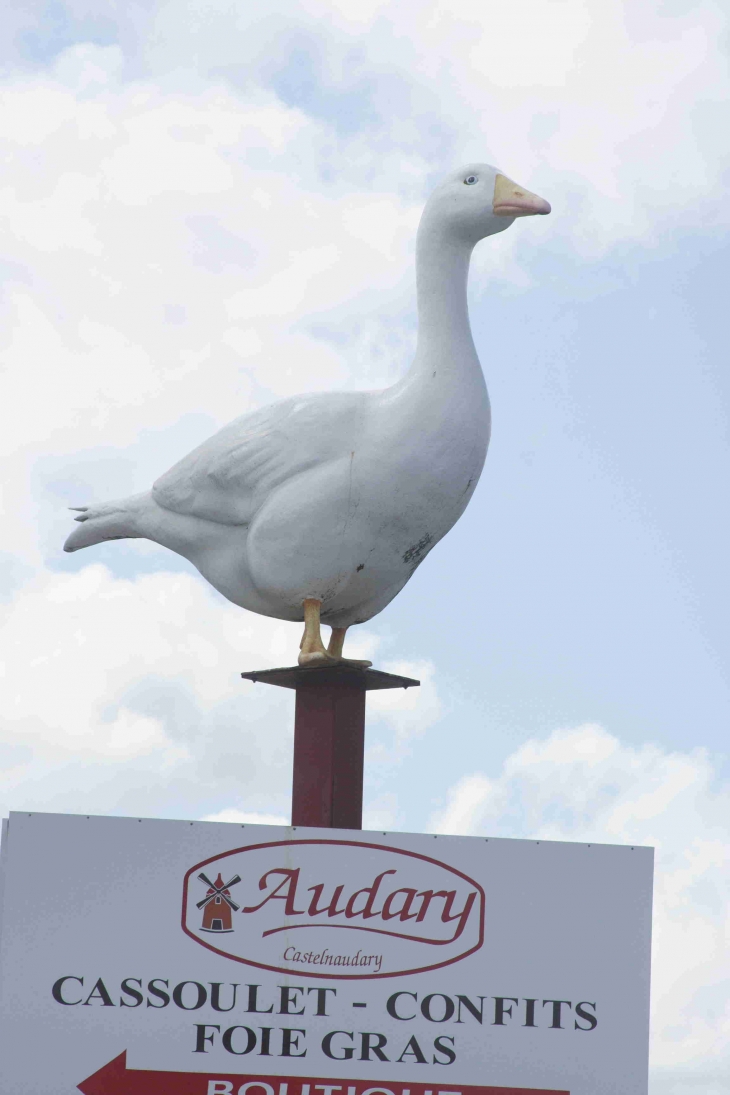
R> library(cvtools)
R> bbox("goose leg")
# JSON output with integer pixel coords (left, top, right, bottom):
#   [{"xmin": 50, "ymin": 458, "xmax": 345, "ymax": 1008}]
[
  {"xmin": 298, "ymin": 599, "xmax": 331, "ymax": 666},
  {"xmin": 327, "ymin": 627, "xmax": 347, "ymax": 659},
  {"xmin": 326, "ymin": 626, "xmax": 371, "ymax": 667},
  {"xmin": 298, "ymin": 601, "xmax": 372, "ymax": 668}
]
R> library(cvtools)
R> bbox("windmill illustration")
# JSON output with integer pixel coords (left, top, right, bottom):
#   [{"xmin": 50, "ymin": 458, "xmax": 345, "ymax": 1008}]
[{"xmin": 197, "ymin": 871, "xmax": 241, "ymax": 933}]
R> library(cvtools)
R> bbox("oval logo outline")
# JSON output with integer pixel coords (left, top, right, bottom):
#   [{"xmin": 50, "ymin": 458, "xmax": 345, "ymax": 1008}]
[{"xmin": 181, "ymin": 838, "xmax": 485, "ymax": 979}]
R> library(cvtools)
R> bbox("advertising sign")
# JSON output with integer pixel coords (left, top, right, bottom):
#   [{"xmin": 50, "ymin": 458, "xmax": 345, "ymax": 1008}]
[{"xmin": 0, "ymin": 813, "xmax": 652, "ymax": 1094}]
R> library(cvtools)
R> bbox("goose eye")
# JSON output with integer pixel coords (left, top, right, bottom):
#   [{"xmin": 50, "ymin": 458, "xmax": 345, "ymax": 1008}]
[{"xmin": 464, "ymin": 175, "xmax": 478, "ymax": 185}]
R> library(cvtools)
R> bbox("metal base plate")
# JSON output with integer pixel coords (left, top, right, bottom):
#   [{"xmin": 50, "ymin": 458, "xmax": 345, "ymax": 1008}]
[{"xmin": 241, "ymin": 664, "xmax": 420, "ymax": 691}]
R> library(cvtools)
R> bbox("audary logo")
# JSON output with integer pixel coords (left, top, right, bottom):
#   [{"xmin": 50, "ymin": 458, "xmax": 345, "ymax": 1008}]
[{"xmin": 181, "ymin": 838, "xmax": 484, "ymax": 979}]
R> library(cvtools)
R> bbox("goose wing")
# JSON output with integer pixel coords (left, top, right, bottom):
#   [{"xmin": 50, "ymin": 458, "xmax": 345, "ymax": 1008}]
[{"xmin": 152, "ymin": 391, "xmax": 366, "ymax": 526}]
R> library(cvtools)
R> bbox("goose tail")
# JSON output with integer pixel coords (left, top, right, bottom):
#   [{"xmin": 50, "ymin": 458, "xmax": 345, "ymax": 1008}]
[{"xmin": 63, "ymin": 494, "xmax": 146, "ymax": 552}]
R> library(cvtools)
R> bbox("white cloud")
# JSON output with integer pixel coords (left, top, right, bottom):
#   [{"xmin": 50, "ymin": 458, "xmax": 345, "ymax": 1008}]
[
  {"xmin": 362, "ymin": 793, "xmax": 401, "ymax": 832},
  {"xmin": 0, "ymin": 563, "xmax": 440, "ymax": 823},
  {"xmin": 145, "ymin": 0, "xmax": 730, "ymax": 245},
  {"xmin": 430, "ymin": 725, "xmax": 730, "ymax": 1093},
  {"xmin": 202, "ymin": 808, "xmax": 288, "ymax": 826},
  {"xmin": 368, "ymin": 658, "xmax": 442, "ymax": 746},
  {"xmin": 0, "ymin": 564, "xmax": 294, "ymax": 812}
]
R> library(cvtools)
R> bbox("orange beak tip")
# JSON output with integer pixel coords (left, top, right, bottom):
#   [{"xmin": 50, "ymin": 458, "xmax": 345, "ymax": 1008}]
[
  {"xmin": 492, "ymin": 173, "xmax": 551, "ymax": 217},
  {"xmin": 493, "ymin": 197, "xmax": 551, "ymax": 217}
]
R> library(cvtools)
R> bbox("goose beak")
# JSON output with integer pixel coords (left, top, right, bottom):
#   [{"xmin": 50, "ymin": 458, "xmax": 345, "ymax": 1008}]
[{"xmin": 493, "ymin": 173, "xmax": 551, "ymax": 217}]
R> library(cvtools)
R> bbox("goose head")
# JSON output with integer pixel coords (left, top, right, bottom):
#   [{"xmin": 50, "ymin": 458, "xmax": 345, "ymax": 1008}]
[{"xmin": 421, "ymin": 163, "xmax": 550, "ymax": 246}]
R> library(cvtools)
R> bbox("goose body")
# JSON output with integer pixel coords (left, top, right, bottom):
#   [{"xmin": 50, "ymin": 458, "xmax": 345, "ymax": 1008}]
[{"xmin": 65, "ymin": 165, "xmax": 549, "ymax": 658}]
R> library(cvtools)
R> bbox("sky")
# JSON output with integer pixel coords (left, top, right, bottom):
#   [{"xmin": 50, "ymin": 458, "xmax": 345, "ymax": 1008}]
[{"xmin": 0, "ymin": 1, "xmax": 728, "ymax": 1091}]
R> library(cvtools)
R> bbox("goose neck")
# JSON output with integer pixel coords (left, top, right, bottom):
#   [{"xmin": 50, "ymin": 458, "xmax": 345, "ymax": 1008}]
[{"xmin": 415, "ymin": 223, "xmax": 475, "ymax": 362}]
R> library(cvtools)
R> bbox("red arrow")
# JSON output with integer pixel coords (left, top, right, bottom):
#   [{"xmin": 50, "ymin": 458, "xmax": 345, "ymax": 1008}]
[{"xmin": 77, "ymin": 1054, "xmax": 569, "ymax": 1095}]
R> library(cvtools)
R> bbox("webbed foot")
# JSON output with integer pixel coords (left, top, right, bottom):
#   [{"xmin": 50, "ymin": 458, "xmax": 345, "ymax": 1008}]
[
  {"xmin": 297, "ymin": 601, "xmax": 372, "ymax": 668},
  {"xmin": 298, "ymin": 650, "xmax": 372, "ymax": 668}
]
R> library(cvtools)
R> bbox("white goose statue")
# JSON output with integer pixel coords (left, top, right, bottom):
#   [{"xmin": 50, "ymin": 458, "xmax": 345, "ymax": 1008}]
[{"xmin": 65, "ymin": 165, "xmax": 550, "ymax": 666}]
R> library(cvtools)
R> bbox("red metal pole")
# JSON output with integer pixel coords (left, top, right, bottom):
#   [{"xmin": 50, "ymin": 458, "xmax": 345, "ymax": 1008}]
[
  {"xmin": 241, "ymin": 665, "xmax": 420, "ymax": 831},
  {"xmin": 292, "ymin": 680, "xmax": 365, "ymax": 828}
]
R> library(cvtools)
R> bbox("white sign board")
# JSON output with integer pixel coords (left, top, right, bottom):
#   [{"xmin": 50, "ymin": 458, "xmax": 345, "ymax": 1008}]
[{"xmin": 0, "ymin": 813, "xmax": 652, "ymax": 1095}]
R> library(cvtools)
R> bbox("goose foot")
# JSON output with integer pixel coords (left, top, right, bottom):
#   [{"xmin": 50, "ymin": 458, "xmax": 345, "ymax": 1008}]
[
  {"xmin": 298, "ymin": 601, "xmax": 372, "ymax": 669},
  {"xmin": 327, "ymin": 626, "xmax": 371, "ymax": 667},
  {"xmin": 298, "ymin": 651, "xmax": 373, "ymax": 668}
]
